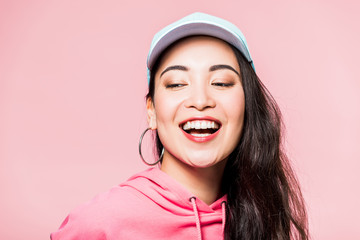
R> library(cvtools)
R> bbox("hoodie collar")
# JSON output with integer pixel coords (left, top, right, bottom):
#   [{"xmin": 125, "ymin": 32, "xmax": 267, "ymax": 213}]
[{"xmin": 122, "ymin": 167, "xmax": 227, "ymax": 213}]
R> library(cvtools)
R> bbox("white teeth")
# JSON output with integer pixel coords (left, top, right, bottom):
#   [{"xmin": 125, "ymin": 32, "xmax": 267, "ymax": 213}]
[
  {"xmin": 191, "ymin": 133, "xmax": 211, "ymax": 137},
  {"xmin": 182, "ymin": 120, "xmax": 219, "ymax": 131}
]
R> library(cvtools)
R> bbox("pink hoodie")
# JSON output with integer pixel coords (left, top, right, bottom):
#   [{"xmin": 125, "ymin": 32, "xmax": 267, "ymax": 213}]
[{"xmin": 51, "ymin": 168, "xmax": 227, "ymax": 240}]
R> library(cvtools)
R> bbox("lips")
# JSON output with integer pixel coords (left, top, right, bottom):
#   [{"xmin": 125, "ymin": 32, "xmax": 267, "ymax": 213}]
[{"xmin": 179, "ymin": 117, "xmax": 221, "ymax": 142}]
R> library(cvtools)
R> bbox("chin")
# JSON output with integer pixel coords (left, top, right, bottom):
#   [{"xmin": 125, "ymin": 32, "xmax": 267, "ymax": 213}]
[{"xmin": 187, "ymin": 159, "xmax": 222, "ymax": 169}]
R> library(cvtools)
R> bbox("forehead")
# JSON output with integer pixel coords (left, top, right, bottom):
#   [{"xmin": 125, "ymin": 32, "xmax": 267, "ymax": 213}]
[{"xmin": 156, "ymin": 36, "xmax": 238, "ymax": 70}]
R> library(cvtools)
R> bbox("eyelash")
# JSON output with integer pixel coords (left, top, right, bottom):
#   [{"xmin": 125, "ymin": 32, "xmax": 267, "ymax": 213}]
[
  {"xmin": 212, "ymin": 82, "xmax": 234, "ymax": 87},
  {"xmin": 165, "ymin": 83, "xmax": 187, "ymax": 89},
  {"xmin": 165, "ymin": 82, "xmax": 234, "ymax": 88}
]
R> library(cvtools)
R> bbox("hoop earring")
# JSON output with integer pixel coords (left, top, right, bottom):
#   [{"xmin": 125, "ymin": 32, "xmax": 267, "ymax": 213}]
[{"xmin": 138, "ymin": 128, "xmax": 164, "ymax": 166}]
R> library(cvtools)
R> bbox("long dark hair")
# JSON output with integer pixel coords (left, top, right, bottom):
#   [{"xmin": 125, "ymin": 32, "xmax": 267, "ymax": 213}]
[{"xmin": 146, "ymin": 41, "xmax": 309, "ymax": 240}]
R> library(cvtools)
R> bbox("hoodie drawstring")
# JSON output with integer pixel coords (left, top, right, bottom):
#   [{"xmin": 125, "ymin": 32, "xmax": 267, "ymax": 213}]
[
  {"xmin": 190, "ymin": 197, "xmax": 227, "ymax": 240},
  {"xmin": 221, "ymin": 201, "xmax": 226, "ymax": 234},
  {"xmin": 190, "ymin": 197, "xmax": 202, "ymax": 240}
]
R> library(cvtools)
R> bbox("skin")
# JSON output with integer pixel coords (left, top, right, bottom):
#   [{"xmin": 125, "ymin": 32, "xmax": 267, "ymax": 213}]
[{"xmin": 147, "ymin": 36, "xmax": 245, "ymax": 205}]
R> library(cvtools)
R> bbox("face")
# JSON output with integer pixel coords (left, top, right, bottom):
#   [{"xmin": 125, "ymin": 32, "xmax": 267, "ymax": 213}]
[{"xmin": 147, "ymin": 36, "xmax": 245, "ymax": 169}]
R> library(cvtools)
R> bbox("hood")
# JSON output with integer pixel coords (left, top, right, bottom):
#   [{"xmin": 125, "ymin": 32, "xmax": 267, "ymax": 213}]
[{"xmin": 120, "ymin": 167, "xmax": 227, "ymax": 240}]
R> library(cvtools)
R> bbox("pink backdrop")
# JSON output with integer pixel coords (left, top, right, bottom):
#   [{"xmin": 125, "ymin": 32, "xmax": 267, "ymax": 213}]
[{"xmin": 1, "ymin": 0, "xmax": 359, "ymax": 239}]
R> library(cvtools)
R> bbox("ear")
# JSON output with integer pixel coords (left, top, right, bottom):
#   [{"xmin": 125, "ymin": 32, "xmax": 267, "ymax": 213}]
[{"xmin": 146, "ymin": 97, "xmax": 157, "ymax": 129}]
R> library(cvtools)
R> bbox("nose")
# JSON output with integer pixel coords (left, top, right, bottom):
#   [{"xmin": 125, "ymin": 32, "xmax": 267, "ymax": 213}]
[{"xmin": 184, "ymin": 83, "xmax": 216, "ymax": 111}]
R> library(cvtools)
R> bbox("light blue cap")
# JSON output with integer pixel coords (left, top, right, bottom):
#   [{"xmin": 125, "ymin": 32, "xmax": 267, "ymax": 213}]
[{"xmin": 147, "ymin": 12, "xmax": 255, "ymax": 83}]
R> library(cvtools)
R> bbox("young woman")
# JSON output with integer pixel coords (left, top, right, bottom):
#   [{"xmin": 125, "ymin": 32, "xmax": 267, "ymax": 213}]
[{"xmin": 51, "ymin": 12, "xmax": 309, "ymax": 240}]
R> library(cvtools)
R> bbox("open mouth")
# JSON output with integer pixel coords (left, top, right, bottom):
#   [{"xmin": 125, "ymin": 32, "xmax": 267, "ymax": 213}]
[{"xmin": 180, "ymin": 120, "xmax": 220, "ymax": 137}]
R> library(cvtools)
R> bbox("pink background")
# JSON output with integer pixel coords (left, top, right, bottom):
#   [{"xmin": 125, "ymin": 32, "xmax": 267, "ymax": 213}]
[{"xmin": 1, "ymin": 0, "xmax": 359, "ymax": 239}]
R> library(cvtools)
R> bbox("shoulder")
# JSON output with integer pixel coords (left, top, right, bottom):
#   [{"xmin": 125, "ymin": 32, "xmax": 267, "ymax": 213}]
[
  {"xmin": 72, "ymin": 184, "xmax": 144, "ymax": 221},
  {"xmin": 51, "ymin": 169, "xmax": 157, "ymax": 240}
]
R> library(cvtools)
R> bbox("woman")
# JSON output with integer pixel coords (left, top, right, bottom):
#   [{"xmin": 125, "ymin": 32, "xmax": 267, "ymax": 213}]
[{"xmin": 51, "ymin": 12, "xmax": 308, "ymax": 240}]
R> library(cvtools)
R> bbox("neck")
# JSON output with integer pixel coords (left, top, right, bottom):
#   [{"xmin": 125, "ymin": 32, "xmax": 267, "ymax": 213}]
[{"xmin": 160, "ymin": 152, "xmax": 226, "ymax": 205}]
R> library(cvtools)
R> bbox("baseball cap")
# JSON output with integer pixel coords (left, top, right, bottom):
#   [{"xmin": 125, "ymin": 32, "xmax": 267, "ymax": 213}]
[{"xmin": 147, "ymin": 12, "xmax": 255, "ymax": 83}]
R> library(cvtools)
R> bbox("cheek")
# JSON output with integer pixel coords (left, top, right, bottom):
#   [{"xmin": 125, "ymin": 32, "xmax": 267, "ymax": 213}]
[
  {"xmin": 223, "ymin": 92, "xmax": 245, "ymax": 151},
  {"xmin": 222, "ymin": 90, "xmax": 246, "ymax": 122},
  {"xmin": 153, "ymin": 92, "xmax": 181, "ymax": 125}
]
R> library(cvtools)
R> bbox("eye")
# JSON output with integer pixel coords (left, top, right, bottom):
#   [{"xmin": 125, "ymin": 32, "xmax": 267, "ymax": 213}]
[
  {"xmin": 212, "ymin": 82, "xmax": 234, "ymax": 87},
  {"xmin": 165, "ymin": 83, "xmax": 187, "ymax": 89}
]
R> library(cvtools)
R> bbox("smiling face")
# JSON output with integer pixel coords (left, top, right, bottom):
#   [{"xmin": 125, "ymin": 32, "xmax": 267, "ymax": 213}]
[{"xmin": 147, "ymin": 36, "xmax": 245, "ymax": 169}]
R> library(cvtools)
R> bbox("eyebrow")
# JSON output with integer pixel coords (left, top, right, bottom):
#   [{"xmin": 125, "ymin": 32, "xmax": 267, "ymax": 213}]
[
  {"xmin": 159, "ymin": 64, "xmax": 240, "ymax": 78},
  {"xmin": 209, "ymin": 64, "xmax": 240, "ymax": 76},
  {"xmin": 160, "ymin": 65, "xmax": 188, "ymax": 78}
]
